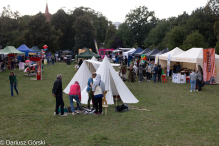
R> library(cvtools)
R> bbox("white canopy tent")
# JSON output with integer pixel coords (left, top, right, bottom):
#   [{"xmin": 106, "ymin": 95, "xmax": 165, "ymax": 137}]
[
  {"xmin": 159, "ymin": 47, "xmax": 185, "ymax": 74},
  {"xmin": 170, "ymin": 48, "xmax": 219, "ymax": 83},
  {"xmin": 64, "ymin": 56, "xmax": 139, "ymax": 105},
  {"xmin": 123, "ymin": 48, "xmax": 136, "ymax": 59}
]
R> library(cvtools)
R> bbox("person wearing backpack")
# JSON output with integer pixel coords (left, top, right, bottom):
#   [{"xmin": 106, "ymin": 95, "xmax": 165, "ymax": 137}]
[
  {"xmin": 92, "ymin": 74, "xmax": 105, "ymax": 115},
  {"xmin": 9, "ymin": 71, "xmax": 18, "ymax": 96},
  {"xmin": 146, "ymin": 63, "xmax": 151, "ymax": 81}
]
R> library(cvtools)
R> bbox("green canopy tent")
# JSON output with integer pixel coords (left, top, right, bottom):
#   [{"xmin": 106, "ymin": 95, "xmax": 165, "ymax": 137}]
[
  {"xmin": 0, "ymin": 46, "xmax": 25, "ymax": 55},
  {"xmin": 77, "ymin": 49, "xmax": 100, "ymax": 59}
]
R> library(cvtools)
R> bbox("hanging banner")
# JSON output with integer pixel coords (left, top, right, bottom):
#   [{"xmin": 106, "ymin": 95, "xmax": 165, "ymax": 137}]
[
  {"xmin": 167, "ymin": 54, "xmax": 171, "ymax": 76},
  {"xmin": 94, "ymin": 39, "xmax": 99, "ymax": 55},
  {"xmin": 203, "ymin": 48, "xmax": 215, "ymax": 84},
  {"xmin": 19, "ymin": 62, "xmax": 25, "ymax": 71},
  {"xmin": 155, "ymin": 54, "xmax": 159, "ymax": 65},
  {"xmin": 37, "ymin": 60, "xmax": 41, "ymax": 80}
]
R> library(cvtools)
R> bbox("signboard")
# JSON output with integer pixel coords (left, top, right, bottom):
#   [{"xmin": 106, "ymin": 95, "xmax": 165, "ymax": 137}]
[
  {"xmin": 78, "ymin": 49, "xmax": 92, "ymax": 54},
  {"xmin": 19, "ymin": 62, "xmax": 25, "ymax": 71},
  {"xmin": 203, "ymin": 48, "xmax": 215, "ymax": 84},
  {"xmin": 167, "ymin": 54, "xmax": 171, "ymax": 76}
]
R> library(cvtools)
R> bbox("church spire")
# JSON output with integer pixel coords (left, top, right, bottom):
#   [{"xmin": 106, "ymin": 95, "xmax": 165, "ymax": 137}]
[
  {"xmin": 45, "ymin": 1, "xmax": 52, "ymax": 22},
  {"xmin": 45, "ymin": 2, "xmax": 49, "ymax": 15}
]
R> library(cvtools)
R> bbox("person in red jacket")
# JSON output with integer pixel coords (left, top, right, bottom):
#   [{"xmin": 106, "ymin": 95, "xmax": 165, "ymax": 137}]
[{"xmin": 69, "ymin": 81, "xmax": 81, "ymax": 115}]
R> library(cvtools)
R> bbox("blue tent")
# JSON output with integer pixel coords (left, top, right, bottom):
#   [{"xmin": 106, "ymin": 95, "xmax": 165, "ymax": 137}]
[
  {"xmin": 17, "ymin": 44, "xmax": 36, "ymax": 56},
  {"xmin": 132, "ymin": 47, "xmax": 143, "ymax": 56}
]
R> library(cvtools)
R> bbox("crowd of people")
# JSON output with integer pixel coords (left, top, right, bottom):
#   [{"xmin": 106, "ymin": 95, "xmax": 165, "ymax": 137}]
[{"xmin": 119, "ymin": 58, "xmax": 163, "ymax": 83}]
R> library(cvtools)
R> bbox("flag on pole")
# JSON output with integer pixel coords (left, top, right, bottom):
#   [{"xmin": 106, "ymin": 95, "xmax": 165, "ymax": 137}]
[{"xmin": 94, "ymin": 39, "xmax": 99, "ymax": 55}]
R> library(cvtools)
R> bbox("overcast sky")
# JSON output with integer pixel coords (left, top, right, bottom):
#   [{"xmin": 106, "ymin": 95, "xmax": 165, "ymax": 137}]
[{"xmin": 1, "ymin": 0, "xmax": 208, "ymax": 22}]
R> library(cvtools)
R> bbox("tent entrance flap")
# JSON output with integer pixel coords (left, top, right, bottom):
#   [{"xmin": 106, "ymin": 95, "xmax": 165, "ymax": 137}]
[
  {"xmin": 109, "ymin": 70, "xmax": 118, "ymax": 96},
  {"xmin": 86, "ymin": 61, "xmax": 96, "ymax": 73}
]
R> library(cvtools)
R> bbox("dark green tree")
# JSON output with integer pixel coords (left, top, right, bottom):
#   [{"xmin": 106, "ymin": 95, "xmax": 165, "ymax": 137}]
[
  {"xmin": 104, "ymin": 24, "xmax": 116, "ymax": 48},
  {"xmin": 51, "ymin": 9, "xmax": 69, "ymax": 50},
  {"xmin": 166, "ymin": 26, "xmax": 187, "ymax": 50},
  {"xmin": 73, "ymin": 15, "xmax": 96, "ymax": 53},
  {"xmin": 18, "ymin": 12, "xmax": 62, "ymax": 52},
  {"xmin": 0, "ymin": 5, "xmax": 20, "ymax": 48},
  {"xmin": 182, "ymin": 30, "xmax": 209, "ymax": 50},
  {"xmin": 185, "ymin": 8, "xmax": 217, "ymax": 47},
  {"xmin": 116, "ymin": 23, "xmax": 134, "ymax": 48},
  {"xmin": 125, "ymin": 6, "xmax": 158, "ymax": 48}
]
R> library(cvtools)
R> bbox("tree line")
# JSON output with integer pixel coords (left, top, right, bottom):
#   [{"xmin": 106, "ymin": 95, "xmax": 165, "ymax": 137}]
[{"xmin": 0, "ymin": 0, "xmax": 219, "ymax": 53}]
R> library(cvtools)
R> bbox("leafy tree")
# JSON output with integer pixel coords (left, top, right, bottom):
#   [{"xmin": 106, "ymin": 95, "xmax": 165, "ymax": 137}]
[
  {"xmin": 18, "ymin": 12, "xmax": 62, "ymax": 52},
  {"xmin": 144, "ymin": 20, "xmax": 170, "ymax": 49},
  {"xmin": 182, "ymin": 30, "xmax": 209, "ymax": 50},
  {"xmin": 185, "ymin": 8, "xmax": 217, "ymax": 47},
  {"xmin": 75, "ymin": 7, "xmax": 109, "ymax": 45},
  {"xmin": 116, "ymin": 23, "xmax": 134, "ymax": 48},
  {"xmin": 51, "ymin": 9, "xmax": 69, "ymax": 49},
  {"xmin": 104, "ymin": 24, "xmax": 116, "ymax": 48},
  {"xmin": 110, "ymin": 37, "xmax": 123, "ymax": 49},
  {"xmin": 73, "ymin": 15, "xmax": 96, "ymax": 53},
  {"xmin": 215, "ymin": 41, "xmax": 219, "ymax": 54},
  {"xmin": 0, "ymin": 5, "xmax": 20, "ymax": 48},
  {"xmin": 166, "ymin": 26, "xmax": 187, "ymax": 50},
  {"xmin": 125, "ymin": 6, "xmax": 158, "ymax": 48}
]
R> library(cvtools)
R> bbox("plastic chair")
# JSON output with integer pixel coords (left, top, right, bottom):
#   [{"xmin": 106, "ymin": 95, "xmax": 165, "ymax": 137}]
[
  {"xmin": 186, "ymin": 77, "xmax": 190, "ymax": 83},
  {"xmin": 162, "ymin": 75, "xmax": 167, "ymax": 83}
]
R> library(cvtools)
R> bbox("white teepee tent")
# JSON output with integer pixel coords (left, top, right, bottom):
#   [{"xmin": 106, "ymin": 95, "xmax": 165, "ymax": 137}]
[
  {"xmin": 63, "ymin": 61, "xmax": 92, "ymax": 94},
  {"xmin": 80, "ymin": 56, "xmax": 139, "ymax": 105}
]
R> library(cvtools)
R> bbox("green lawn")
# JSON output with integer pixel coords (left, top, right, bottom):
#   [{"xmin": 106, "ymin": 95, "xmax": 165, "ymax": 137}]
[{"xmin": 0, "ymin": 62, "xmax": 219, "ymax": 146}]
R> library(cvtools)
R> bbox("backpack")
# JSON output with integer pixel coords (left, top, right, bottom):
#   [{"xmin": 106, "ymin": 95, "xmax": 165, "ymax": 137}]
[
  {"xmin": 122, "ymin": 67, "xmax": 126, "ymax": 74},
  {"xmin": 94, "ymin": 81, "xmax": 103, "ymax": 98}
]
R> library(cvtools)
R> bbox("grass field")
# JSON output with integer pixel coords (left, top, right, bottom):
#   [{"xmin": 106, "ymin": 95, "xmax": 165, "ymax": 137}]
[{"xmin": 0, "ymin": 62, "xmax": 219, "ymax": 146}]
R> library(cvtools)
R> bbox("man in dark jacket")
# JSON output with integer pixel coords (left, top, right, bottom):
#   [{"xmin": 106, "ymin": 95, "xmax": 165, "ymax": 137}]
[
  {"xmin": 153, "ymin": 64, "xmax": 158, "ymax": 83},
  {"xmin": 52, "ymin": 74, "xmax": 67, "ymax": 116},
  {"xmin": 157, "ymin": 65, "xmax": 162, "ymax": 82}
]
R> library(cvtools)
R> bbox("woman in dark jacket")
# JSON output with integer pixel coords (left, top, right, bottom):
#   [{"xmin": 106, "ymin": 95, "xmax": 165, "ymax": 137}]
[
  {"xmin": 9, "ymin": 71, "xmax": 18, "ymax": 96},
  {"xmin": 197, "ymin": 65, "xmax": 203, "ymax": 91}
]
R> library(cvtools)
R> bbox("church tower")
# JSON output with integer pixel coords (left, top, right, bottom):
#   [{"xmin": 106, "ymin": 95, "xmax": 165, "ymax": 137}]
[{"xmin": 45, "ymin": 3, "xmax": 52, "ymax": 22}]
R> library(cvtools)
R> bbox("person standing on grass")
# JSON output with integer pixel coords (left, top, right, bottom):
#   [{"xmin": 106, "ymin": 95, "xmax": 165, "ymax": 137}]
[
  {"xmin": 69, "ymin": 81, "xmax": 81, "ymax": 115},
  {"xmin": 93, "ymin": 74, "xmax": 105, "ymax": 115},
  {"xmin": 11, "ymin": 59, "xmax": 15, "ymax": 70},
  {"xmin": 157, "ymin": 65, "xmax": 162, "ymax": 82},
  {"xmin": 153, "ymin": 64, "xmax": 158, "ymax": 83},
  {"xmin": 138, "ymin": 63, "xmax": 144, "ymax": 82},
  {"xmin": 146, "ymin": 63, "xmax": 151, "ymax": 81},
  {"xmin": 9, "ymin": 71, "xmax": 19, "ymax": 96},
  {"xmin": 52, "ymin": 74, "xmax": 67, "ymax": 116},
  {"xmin": 52, "ymin": 56, "xmax": 55, "ymax": 65},
  {"xmin": 120, "ymin": 63, "xmax": 127, "ymax": 81},
  {"xmin": 1, "ymin": 61, "xmax": 5, "ymax": 71},
  {"xmin": 124, "ymin": 56, "xmax": 128, "ymax": 66},
  {"xmin": 87, "ymin": 72, "xmax": 97, "ymax": 109},
  {"xmin": 197, "ymin": 66, "xmax": 203, "ymax": 91},
  {"xmin": 190, "ymin": 69, "xmax": 197, "ymax": 92}
]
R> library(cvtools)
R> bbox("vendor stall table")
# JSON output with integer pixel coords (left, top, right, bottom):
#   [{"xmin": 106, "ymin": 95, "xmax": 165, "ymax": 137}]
[{"xmin": 172, "ymin": 73, "xmax": 186, "ymax": 83}]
